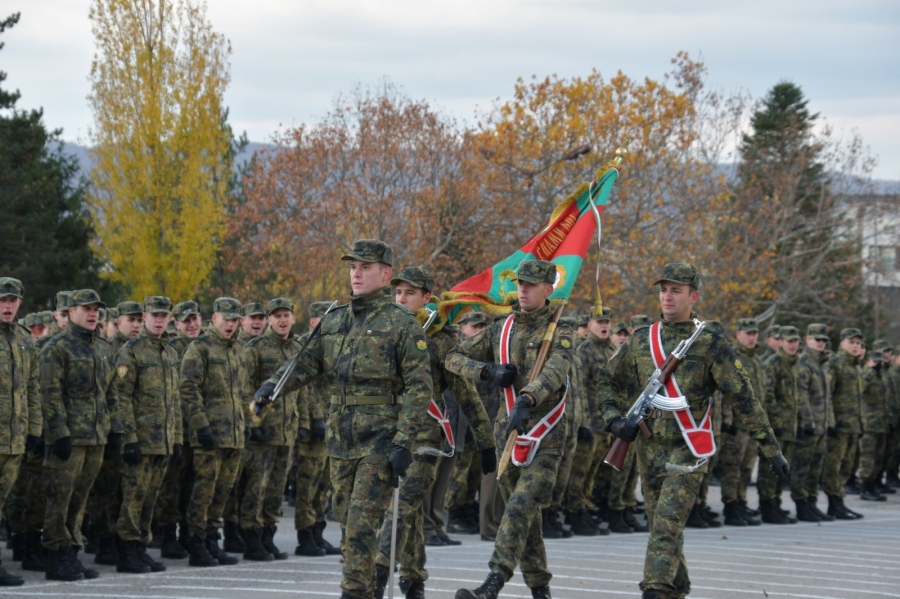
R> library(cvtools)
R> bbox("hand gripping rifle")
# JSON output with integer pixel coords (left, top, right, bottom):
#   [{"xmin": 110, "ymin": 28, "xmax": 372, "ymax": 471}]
[
  {"xmin": 250, "ymin": 300, "xmax": 339, "ymax": 418},
  {"xmin": 603, "ymin": 318, "xmax": 707, "ymax": 470}
]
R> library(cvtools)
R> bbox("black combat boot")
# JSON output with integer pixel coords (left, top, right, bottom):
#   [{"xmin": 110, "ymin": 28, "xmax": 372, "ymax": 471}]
[
  {"xmin": 807, "ymin": 497, "xmax": 834, "ymax": 521},
  {"xmin": 876, "ymin": 480, "xmax": 896, "ymax": 494},
  {"xmin": 402, "ymin": 578, "xmax": 425, "ymax": 599},
  {"xmin": 845, "ymin": 475, "xmax": 861, "ymax": 495},
  {"xmin": 570, "ymin": 511, "xmax": 597, "ymax": 536},
  {"xmin": 374, "ymin": 564, "xmax": 389, "ymax": 599},
  {"xmin": 548, "ymin": 508, "xmax": 572, "ymax": 538},
  {"xmin": 261, "ymin": 525, "xmax": 288, "ymax": 560},
  {"xmin": 138, "ymin": 537, "xmax": 166, "ymax": 572},
  {"xmin": 698, "ymin": 502, "xmax": 722, "ymax": 528},
  {"xmin": 540, "ymin": 509, "xmax": 562, "ymax": 539},
  {"xmin": 44, "ymin": 545, "xmax": 83, "ymax": 581},
  {"xmin": 314, "ymin": 521, "xmax": 342, "ymax": 555},
  {"xmin": 608, "ymin": 509, "xmax": 635, "ymax": 533},
  {"xmin": 795, "ymin": 498, "xmax": 822, "ymax": 522},
  {"xmin": 722, "ymin": 501, "xmax": 747, "ymax": 526},
  {"xmin": 684, "ymin": 505, "xmax": 709, "ymax": 529},
  {"xmin": 456, "ymin": 572, "xmax": 504, "ymax": 599},
  {"xmin": 205, "ymin": 528, "xmax": 239, "ymax": 565},
  {"xmin": 295, "ymin": 526, "xmax": 325, "ymax": 556},
  {"xmin": 623, "ymin": 507, "xmax": 649, "ymax": 532},
  {"xmin": 160, "ymin": 524, "xmax": 188, "ymax": 559},
  {"xmin": 642, "ymin": 591, "xmax": 670, "ymax": 599},
  {"xmin": 8, "ymin": 532, "xmax": 24, "ymax": 562},
  {"xmin": 0, "ymin": 563, "xmax": 23, "ymax": 587},
  {"xmin": 94, "ymin": 535, "xmax": 119, "ymax": 565},
  {"xmin": 242, "ymin": 527, "xmax": 274, "ymax": 562},
  {"xmin": 188, "ymin": 532, "xmax": 218, "ymax": 567},
  {"xmin": 826, "ymin": 494, "xmax": 858, "ymax": 520},
  {"xmin": 116, "ymin": 539, "xmax": 151, "ymax": 574},
  {"xmin": 738, "ymin": 500, "xmax": 761, "ymax": 525},
  {"xmin": 69, "ymin": 545, "xmax": 99, "ymax": 579},
  {"xmin": 531, "ymin": 585, "xmax": 552, "ymax": 598},
  {"xmin": 448, "ymin": 508, "xmax": 478, "ymax": 534},
  {"xmin": 860, "ymin": 481, "xmax": 887, "ymax": 502},
  {"xmin": 21, "ymin": 532, "xmax": 49, "ymax": 571},
  {"xmin": 148, "ymin": 522, "xmax": 162, "ymax": 549},
  {"xmin": 222, "ymin": 521, "xmax": 246, "ymax": 553},
  {"xmin": 760, "ymin": 499, "xmax": 794, "ymax": 524}
]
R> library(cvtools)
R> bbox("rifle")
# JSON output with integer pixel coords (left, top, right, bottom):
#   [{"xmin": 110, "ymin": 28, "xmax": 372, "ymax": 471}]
[{"xmin": 603, "ymin": 318, "xmax": 707, "ymax": 470}]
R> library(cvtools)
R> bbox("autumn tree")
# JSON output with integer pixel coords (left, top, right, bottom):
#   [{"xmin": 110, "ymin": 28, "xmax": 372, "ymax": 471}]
[{"xmin": 87, "ymin": 0, "xmax": 233, "ymax": 299}]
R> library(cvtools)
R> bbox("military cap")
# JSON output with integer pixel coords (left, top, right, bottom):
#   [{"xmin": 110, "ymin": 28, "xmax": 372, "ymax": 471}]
[
  {"xmin": 341, "ymin": 239, "xmax": 394, "ymax": 266},
  {"xmin": 40, "ymin": 311, "xmax": 55, "ymax": 327},
  {"xmin": 591, "ymin": 306, "xmax": 613, "ymax": 321},
  {"xmin": 267, "ymin": 298, "xmax": 294, "ymax": 313},
  {"xmin": 391, "ymin": 266, "xmax": 435, "ymax": 293},
  {"xmin": 242, "ymin": 302, "xmax": 267, "ymax": 317},
  {"xmin": 107, "ymin": 307, "xmax": 118, "ymax": 320},
  {"xmin": 559, "ymin": 316, "xmax": 578, "ymax": 330},
  {"xmin": 513, "ymin": 260, "xmax": 557, "ymax": 285},
  {"xmin": 68, "ymin": 289, "xmax": 106, "ymax": 308},
  {"xmin": 173, "ymin": 301, "xmax": 200, "ymax": 322},
  {"xmin": 577, "ymin": 314, "xmax": 590, "ymax": 328},
  {"xmin": 653, "ymin": 263, "xmax": 701, "ymax": 289},
  {"xmin": 457, "ymin": 310, "xmax": 487, "ymax": 326},
  {"xmin": 144, "ymin": 296, "xmax": 173, "ymax": 314},
  {"xmin": 736, "ymin": 318, "xmax": 759, "ymax": 332},
  {"xmin": 841, "ymin": 327, "xmax": 863, "ymax": 340},
  {"xmin": 612, "ymin": 322, "xmax": 630, "ymax": 335},
  {"xmin": 22, "ymin": 313, "xmax": 38, "ymax": 328},
  {"xmin": 115, "ymin": 301, "xmax": 142, "ymax": 316},
  {"xmin": 309, "ymin": 301, "xmax": 334, "ymax": 318},
  {"xmin": 97, "ymin": 307, "xmax": 107, "ymax": 323},
  {"xmin": 631, "ymin": 314, "xmax": 653, "ymax": 330},
  {"xmin": 55, "ymin": 291, "xmax": 72, "ymax": 311},
  {"xmin": 780, "ymin": 325, "xmax": 800, "ymax": 341},
  {"xmin": 873, "ymin": 339, "xmax": 894, "ymax": 352},
  {"xmin": 806, "ymin": 323, "xmax": 830, "ymax": 341},
  {"xmin": 0, "ymin": 277, "xmax": 24, "ymax": 299},
  {"xmin": 765, "ymin": 325, "xmax": 782, "ymax": 339},
  {"xmin": 213, "ymin": 297, "xmax": 242, "ymax": 319},
  {"xmin": 707, "ymin": 320, "xmax": 725, "ymax": 336},
  {"xmin": 868, "ymin": 349, "xmax": 884, "ymax": 362}
]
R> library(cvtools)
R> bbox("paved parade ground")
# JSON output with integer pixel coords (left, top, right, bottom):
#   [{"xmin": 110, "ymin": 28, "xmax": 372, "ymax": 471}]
[{"xmin": 2, "ymin": 486, "xmax": 899, "ymax": 599}]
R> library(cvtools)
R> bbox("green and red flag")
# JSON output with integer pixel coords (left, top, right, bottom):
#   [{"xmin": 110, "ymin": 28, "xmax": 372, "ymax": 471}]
[{"xmin": 435, "ymin": 156, "xmax": 622, "ymax": 329}]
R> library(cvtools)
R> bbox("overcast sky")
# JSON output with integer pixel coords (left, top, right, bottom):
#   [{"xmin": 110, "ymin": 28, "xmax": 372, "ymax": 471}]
[{"xmin": 4, "ymin": 0, "xmax": 899, "ymax": 179}]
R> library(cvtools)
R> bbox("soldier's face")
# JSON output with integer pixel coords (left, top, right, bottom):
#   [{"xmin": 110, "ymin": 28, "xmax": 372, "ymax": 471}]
[
  {"xmin": 611, "ymin": 331, "xmax": 629, "ymax": 347},
  {"xmin": 54, "ymin": 310, "xmax": 68, "ymax": 329},
  {"xmin": 118, "ymin": 314, "xmax": 143, "ymax": 338},
  {"xmin": 143, "ymin": 312, "xmax": 171, "ymax": 337},
  {"xmin": 767, "ymin": 337, "xmax": 782, "ymax": 350},
  {"xmin": 735, "ymin": 330, "xmax": 758, "ymax": 349},
  {"xmin": 242, "ymin": 314, "xmax": 267, "ymax": 336},
  {"xmin": 29, "ymin": 323, "xmax": 46, "ymax": 339},
  {"xmin": 394, "ymin": 282, "xmax": 432, "ymax": 313},
  {"xmin": 840, "ymin": 337, "xmax": 862, "ymax": 355},
  {"xmin": 269, "ymin": 308, "xmax": 295, "ymax": 339},
  {"xmin": 517, "ymin": 281, "xmax": 553, "ymax": 312},
  {"xmin": 349, "ymin": 261, "xmax": 391, "ymax": 296},
  {"xmin": 0, "ymin": 296, "xmax": 21, "ymax": 323},
  {"xmin": 212, "ymin": 313, "xmax": 239, "ymax": 338},
  {"xmin": 658, "ymin": 283, "xmax": 698, "ymax": 322},
  {"xmin": 805, "ymin": 337, "xmax": 827, "ymax": 352},
  {"xmin": 576, "ymin": 325, "xmax": 589, "ymax": 339},
  {"xmin": 105, "ymin": 320, "xmax": 117, "ymax": 338},
  {"xmin": 69, "ymin": 304, "xmax": 100, "ymax": 331},
  {"xmin": 176, "ymin": 314, "xmax": 202, "ymax": 338},
  {"xmin": 783, "ymin": 338, "xmax": 800, "ymax": 355},
  {"xmin": 588, "ymin": 319, "xmax": 610, "ymax": 339}
]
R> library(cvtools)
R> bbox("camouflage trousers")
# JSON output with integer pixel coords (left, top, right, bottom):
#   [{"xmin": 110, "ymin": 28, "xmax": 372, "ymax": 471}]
[
  {"xmin": 758, "ymin": 439, "xmax": 793, "ymax": 502},
  {"xmin": 824, "ymin": 432, "xmax": 858, "ymax": 497},
  {"xmin": 42, "ymin": 445, "xmax": 104, "ymax": 551},
  {"xmin": 718, "ymin": 428, "xmax": 758, "ymax": 503},
  {"xmin": 423, "ymin": 451, "xmax": 456, "ymax": 538},
  {"xmin": 6, "ymin": 449, "xmax": 43, "ymax": 534},
  {"xmin": 593, "ymin": 436, "xmax": 615, "ymax": 509},
  {"xmin": 489, "ymin": 449, "xmax": 561, "ymax": 588},
  {"xmin": 479, "ymin": 464, "xmax": 505, "ymax": 538},
  {"xmin": 155, "ymin": 444, "xmax": 193, "ymax": 526},
  {"xmin": 294, "ymin": 438, "xmax": 329, "ymax": 530},
  {"xmin": 551, "ymin": 423, "xmax": 578, "ymax": 509},
  {"xmin": 697, "ymin": 436, "xmax": 721, "ymax": 504},
  {"xmin": 884, "ymin": 426, "xmax": 900, "ymax": 480},
  {"xmin": 240, "ymin": 444, "xmax": 293, "ymax": 528},
  {"xmin": 223, "ymin": 455, "xmax": 246, "ymax": 525},
  {"xmin": 117, "ymin": 454, "xmax": 168, "ymax": 541},
  {"xmin": 0, "ymin": 453, "xmax": 22, "ymax": 520},
  {"xmin": 609, "ymin": 443, "xmax": 639, "ymax": 511},
  {"xmin": 87, "ymin": 451, "xmax": 122, "ymax": 537},
  {"xmin": 858, "ymin": 432, "xmax": 887, "ymax": 483},
  {"xmin": 445, "ymin": 443, "xmax": 480, "ymax": 510},
  {"xmin": 637, "ymin": 436, "xmax": 706, "ymax": 598},
  {"xmin": 566, "ymin": 435, "xmax": 599, "ymax": 512},
  {"xmin": 331, "ymin": 453, "xmax": 394, "ymax": 597},
  {"xmin": 790, "ymin": 433, "xmax": 827, "ymax": 501},
  {"xmin": 187, "ymin": 448, "xmax": 242, "ymax": 535}
]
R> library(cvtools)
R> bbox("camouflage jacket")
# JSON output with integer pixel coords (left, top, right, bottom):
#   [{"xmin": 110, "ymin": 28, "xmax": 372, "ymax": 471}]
[
  {"xmin": 114, "ymin": 327, "xmax": 182, "ymax": 454},
  {"xmin": 244, "ymin": 327, "xmax": 304, "ymax": 446},
  {"xmin": 798, "ymin": 348, "xmax": 834, "ymax": 434},
  {"xmin": 236, "ymin": 329, "xmax": 258, "ymax": 346},
  {"xmin": 885, "ymin": 362, "xmax": 900, "ymax": 428},
  {"xmin": 37, "ymin": 322, "xmax": 64, "ymax": 351},
  {"xmin": 268, "ymin": 287, "xmax": 432, "ymax": 459},
  {"xmin": 168, "ymin": 332, "xmax": 194, "ymax": 360},
  {"xmin": 0, "ymin": 322, "xmax": 41, "ymax": 453},
  {"xmin": 722, "ymin": 343, "xmax": 766, "ymax": 430},
  {"xmin": 763, "ymin": 349, "xmax": 801, "ymax": 440},
  {"xmin": 599, "ymin": 316, "xmax": 779, "ymax": 459},
  {"xmin": 828, "ymin": 349, "xmax": 862, "ymax": 435},
  {"xmin": 179, "ymin": 325, "xmax": 247, "ymax": 449},
  {"xmin": 40, "ymin": 324, "xmax": 116, "ymax": 446},
  {"xmin": 445, "ymin": 302, "xmax": 574, "ymax": 456},
  {"xmin": 109, "ymin": 329, "xmax": 130, "ymax": 357},
  {"xmin": 576, "ymin": 334, "xmax": 615, "ymax": 432},
  {"xmin": 860, "ymin": 367, "xmax": 889, "ymax": 434},
  {"xmin": 296, "ymin": 331, "xmax": 325, "ymax": 427}
]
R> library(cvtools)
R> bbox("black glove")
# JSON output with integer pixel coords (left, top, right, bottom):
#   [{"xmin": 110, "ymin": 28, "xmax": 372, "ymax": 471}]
[
  {"xmin": 506, "ymin": 395, "xmax": 532, "ymax": 436},
  {"xmin": 481, "ymin": 448, "xmax": 497, "ymax": 475},
  {"xmin": 795, "ymin": 426, "xmax": 806, "ymax": 440},
  {"xmin": 105, "ymin": 432, "xmax": 123, "ymax": 459},
  {"xmin": 389, "ymin": 445, "xmax": 413, "ymax": 488},
  {"xmin": 53, "ymin": 436, "xmax": 72, "ymax": 461},
  {"xmin": 26, "ymin": 434, "xmax": 43, "ymax": 454},
  {"xmin": 772, "ymin": 428, "xmax": 784, "ymax": 438},
  {"xmin": 297, "ymin": 427, "xmax": 309, "ymax": 443},
  {"xmin": 769, "ymin": 453, "xmax": 790, "ymax": 482},
  {"xmin": 577, "ymin": 426, "xmax": 594, "ymax": 443},
  {"xmin": 255, "ymin": 381, "xmax": 276, "ymax": 404},
  {"xmin": 827, "ymin": 426, "xmax": 838, "ymax": 438},
  {"xmin": 249, "ymin": 428, "xmax": 264, "ymax": 443},
  {"xmin": 310, "ymin": 418, "xmax": 326, "ymax": 442},
  {"xmin": 196, "ymin": 426, "xmax": 216, "ymax": 450},
  {"xmin": 171, "ymin": 444, "xmax": 182, "ymax": 462},
  {"xmin": 803, "ymin": 426, "xmax": 815, "ymax": 437},
  {"xmin": 723, "ymin": 423, "xmax": 739, "ymax": 436},
  {"xmin": 609, "ymin": 416, "xmax": 639, "ymax": 442},
  {"xmin": 123, "ymin": 442, "xmax": 142, "ymax": 465},
  {"xmin": 481, "ymin": 363, "xmax": 517, "ymax": 388}
]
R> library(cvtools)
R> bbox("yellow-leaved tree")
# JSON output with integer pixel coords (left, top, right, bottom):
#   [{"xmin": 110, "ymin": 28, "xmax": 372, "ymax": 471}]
[{"xmin": 87, "ymin": 0, "xmax": 232, "ymax": 299}]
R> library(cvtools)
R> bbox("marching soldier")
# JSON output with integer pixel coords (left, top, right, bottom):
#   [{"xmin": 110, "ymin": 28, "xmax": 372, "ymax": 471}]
[
  {"xmin": 876, "ymin": 340, "xmax": 900, "ymax": 487},
  {"xmin": 598, "ymin": 264, "xmax": 785, "ymax": 599},
  {"xmin": 446, "ymin": 259, "xmax": 574, "ymax": 599},
  {"xmin": 761, "ymin": 326, "xmax": 782, "ymax": 362},
  {"xmin": 859, "ymin": 350, "xmax": 890, "ymax": 501}
]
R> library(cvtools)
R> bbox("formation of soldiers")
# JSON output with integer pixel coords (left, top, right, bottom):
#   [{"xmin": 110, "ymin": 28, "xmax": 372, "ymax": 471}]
[{"xmin": 0, "ymin": 247, "xmax": 898, "ymax": 598}]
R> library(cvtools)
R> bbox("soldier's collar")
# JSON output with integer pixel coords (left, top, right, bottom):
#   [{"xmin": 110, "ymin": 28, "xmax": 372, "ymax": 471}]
[
  {"xmin": 510, "ymin": 301, "xmax": 553, "ymax": 323},
  {"xmin": 207, "ymin": 324, "xmax": 234, "ymax": 346},
  {"xmin": 68, "ymin": 323, "xmax": 95, "ymax": 342},
  {"xmin": 350, "ymin": 286, "xmax": 391, "ymax": 312}
]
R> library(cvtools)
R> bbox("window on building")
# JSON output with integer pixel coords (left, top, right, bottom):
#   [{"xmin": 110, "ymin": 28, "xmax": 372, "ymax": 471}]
[{"xmin": 874, "ymin": 246, "xmax": 898, "ymax": 272}]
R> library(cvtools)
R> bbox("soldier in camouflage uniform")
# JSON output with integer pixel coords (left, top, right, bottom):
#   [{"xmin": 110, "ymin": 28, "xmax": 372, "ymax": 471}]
[
  {"xmin": 610, "ymin": 321, "xmax": 630, "ymax": 347},
  {"xmin": 104, "ymin": 308, "xmax": 118, "ymax": 340},
  {"xmin": 876, "ymin": 340, "xmax": 900, "ymax": 487},
  {"xmin": 599, "ymin": 264, "xmax": 784, "ymax": 599},
  {"xmin": 761, "ymin": 325, "xmax": 782, "ymax": 362},
  {"xmin": 823, "ymin": 328, "xmax": 865, "ymax": 520},
  {"xmin": 47, "ymin": 291, "xmax": 71, "ymax": 342},
  {"xmin": 236, "ymin": 302, "xmax": 267, "ymax": 346},
  {"xmin": 793, "ymin": 324, "xmax": 835, "ymax": 521},
  {"xmin": 0, "ymin": 278, "xmax": 41, "ymax": 586},
  {"xmin": 180, "ymin": 297, "xmax": 247, "ymax": 567},
  {"xmin": 858, "ymin": 349, "xmax": 890, "ymax": 501},
  {"xmin": 40, "ymin": 289, "xmax": 117, "ymax": 581},
  {"xmin": 758, "ymin": 325, "xmax": 803, "ymax": 524},
  {"xmin": 112, "ymin": 296, "xmax": 182, "ymax": 574},
  {"xmin": 447, "ymin": 260, "xmax": 574, "ymax": 599},
  {"xmin": 256, "ymin": 240, "xmax": 433, "ymax": 599},
  {"xmin": 239, "ymin": 298, "xmax": 302, "ymax": 562}
]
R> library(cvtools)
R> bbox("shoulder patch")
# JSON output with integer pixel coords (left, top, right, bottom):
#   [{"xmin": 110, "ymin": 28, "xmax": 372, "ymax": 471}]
[
  {"xmin": 560, "ymin": 338, "xmax": 572, "ymax": 349},
  {"xmin": 735, "ymin": 360, "xmax": 742, "ymax": 370},
  {"xmin": 117, "ymin": 365, "xmax": 128, "ymax": 379},
  {"xmin": 416, "ymin": 339, "xmax": 428, "ymax": 351}
]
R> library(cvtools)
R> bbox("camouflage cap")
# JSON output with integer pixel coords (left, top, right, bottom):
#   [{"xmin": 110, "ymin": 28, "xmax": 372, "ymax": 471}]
[
  {"xmin": 841, "ymin": 327, "xmax": 863, "ymax": 340},
  {"xmin": 736, "ymin": 318, "xmax": 759, "ymax": 332},
  {"xmin": 0, "ymin": 277, "xmax": 24, "ymax": 299},
  {"xmin": 559, "ymin": 316, "xmax": 578, "ymax": 330},
  {"xmin": 97, "ymin": 308, "xmax": 107, "ymax": 323},
  {"xmin": 780, "ymin": 325, "xmax": 800, "ymax": 341},
  {"xmin": 653, "ymin": 263, "xmax": 701, "ymax": 289},
  {"xmin": 612, "ymin": 321, "xmax": 630, "ymax": 335},
  {"xmin": 806, "ymin": 323, "xmax": 830, "ymax": 341},
  {"xmin": 68, "ymin": 289, "xmax": 105, "ymax": 308},
  {"xmin": 341, "ymin": 239, "xmax": 394, "ymax": 266},
  {"xmin": 22, "ymin": 313, "xmax": 38, "ymax": 328},
  {"xmin": 766, "ymin": 325, "xmax": 782, "ymax": 339},
  {"xmin": 631, "ymin": 314, "xmax": 653, "ymax": 330},
  {"xmin": 143, "ymin": 296, "xmax": 172, "ymax": 314},
  {"xmin": 577, "ymin": 314, "xmax": 590, "ymax": 327},
  {"xmin": 55, "ymin": 291, "xmax": 72, "ymax": 312},
  {"xmin": 117, "ymin": 301, "xmax": 143, "ymax": 316},
  {"xmin": 242, "ymin": 302, "xmax": 267, "ymax": 317},
  {"xmin": 390, "ymin": 266, "xmax": 435, "ymax": 293},
  {"xmin": 40, "ymin": 311, "xmax": 54, "ymax": 327},
  {"xmin": 309, "ymin": 301, "xmax": 334, "ymax": 318},
  {"xmin": 513, "ymin": 260, "xmax": 557, "ymax": 285},
  {"xmin": 172, "ymin": 301, "xmax": 200, "ymax": 322},
  {"xmin": 267, "ymin": 298, "xmax": 294, "ymax": 313},
  {"xmin": 213, "ymin": 297, "xmax": 242, "ymax": 320},
  {"xmin": 873, "ymin": 339, "xmax": 893, "ymax": 352},
  {"xmin": 707, "ymin": 320, "xmax": 725, "ymax": 336},
  {"xmin": 457, "ymin": 310, "xmax": 487, "ymax": 326},
  {"xmin": 591, "ymin": 306, "xmax": 613, "ymax": 321},
  {"xmin": 107, "ymin": 307, "xmax": 118, "ymax": 320},
  {"xmin": 868, "ymin": 349, "xmax": 884, "ymax": 362}
]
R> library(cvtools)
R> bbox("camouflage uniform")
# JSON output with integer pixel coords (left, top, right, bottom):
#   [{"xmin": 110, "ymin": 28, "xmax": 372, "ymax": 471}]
[
  {"xmin": 877, "ymin": 340, "xmax": 900, "ymax": 483},
  {"xmin": 446, "ymin": 262, "xmax": 573, "ymax": 593},
  {"xmin": 551, "ymin": 320, "xmax": 583, "ymax": 528},
  {"xmin": 823, "ymin": 337, "xmax": 863, "ymax": 499},
  {"xmin": 599, "ymin": 265, "xmax": 779, "ymax": 598},
  {"xmin": 794, "ymin": 325, "xmax": 834, "ymax": 505},
  {"xmin": 858, "ymin": 352, "xmax": 889, "ymax": 486},
  {"xmin": 758, "ymin": 335, "xmax": 801, "ymax": 504}
]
